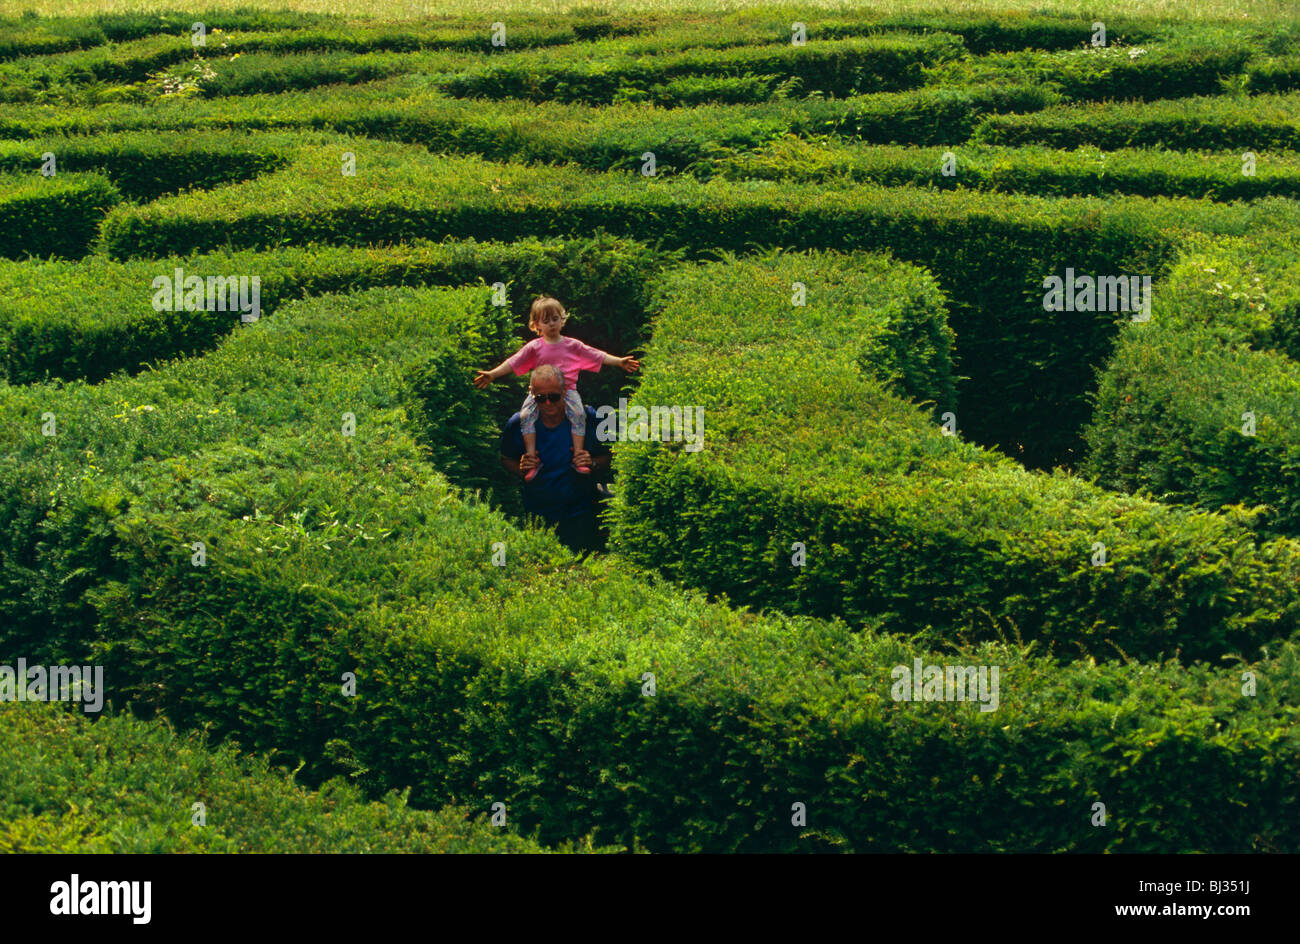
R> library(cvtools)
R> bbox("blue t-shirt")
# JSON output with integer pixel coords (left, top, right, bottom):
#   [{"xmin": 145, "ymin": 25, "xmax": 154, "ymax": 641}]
[{"xmin": 500, "ymin": 405, "xmax": 611, "ymax": 521}]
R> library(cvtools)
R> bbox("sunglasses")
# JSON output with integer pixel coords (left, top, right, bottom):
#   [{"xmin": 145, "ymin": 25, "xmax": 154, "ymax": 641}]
[{"xmin": 532, "ymin": 392, "xmax": 563, "ymax": 403}]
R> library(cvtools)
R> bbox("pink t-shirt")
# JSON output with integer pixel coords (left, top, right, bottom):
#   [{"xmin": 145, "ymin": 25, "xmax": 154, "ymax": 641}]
[{"xmin": 506, "ymin": 336, "xmax": 606, "ymax": 389}]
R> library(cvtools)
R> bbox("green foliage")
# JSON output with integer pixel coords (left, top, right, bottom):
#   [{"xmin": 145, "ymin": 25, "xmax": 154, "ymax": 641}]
[
  {"xmin": 926, "ymin": 42, "xmax": 1253, "ymax": 104},
  {"xmin": 0, "ymin": 81, "xmax": 1051, "ymax": 168},
  {"xmin": 0, "ymin": 703, "xmax": 597, "ymax": 852},
  {"xmin": 176, "ymin": 50, "xmax": 413, "ymax": 99},
  {"xmin": 0, "ymin": 232, "xmax": 668, "ymax": 392},
  {"xmin": 703, "ymin": 137, "xmax": 1300, "ymax": 201},
  {"xmin": 439, "ymin": 33, "xmax": 964, "ymax": 104},
  {"xmin": 1083, "ymin": 235, "xmax": 1300, "ymax": 537},
  {"xmin": 975, "ymin": 92, "xmax": 1300, "ymax": 150},
  {"xmin": 0, "ymin": 130, "xmax": 293, "ymax": 201},
  {"xmin": 636, "ymin": 74, "xmax": 793, "ymax": 106},
  {"xmin": 3, "ymin": 4, "xmax": 1300, "ymax": 855},
  {"xmin": 794, "ymin": 83, "xmax": 1061, "ymax": 145},
  {"xmin": 609, "ymin": 251, "xmax": 1300, "ymax": 664},
  {"xmin": 96, "ymin": 136, "xmax": 1193, "ymax": 466},
  {"xmin": 0, "ymin": 170, "xmax": 120, "ymax": 259},
  {"xmin": 0, "ymin": 283, "xmax": 1296, "ymax": 852},
  {"xmin": 0, "ymin": 10, "xmax": 640, "ymax": 62},
  {"xmin": 0, "ymin": 33, "xmax": 196, "ymax": 95},
  {"xmin": 1245, "ymin": 57, "xmax": 1300, "ymax": 93},
  {"xmin": 868, "ymin": 13, "xmax": 1157, "ymax": 54}
]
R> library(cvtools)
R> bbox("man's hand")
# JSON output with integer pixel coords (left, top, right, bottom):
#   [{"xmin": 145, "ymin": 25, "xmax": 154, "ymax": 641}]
[
  {"xmin": 473, "ymin": 369, "xmax": 494, "ymax": 389},
  {"xmin": 502, "ymin": 452, "xmax": 540, "ymax": 479},
  {"xmin": 618, "ymin": 356, "xmax": 641, "ymax": 374},
  {"xmin": 571, "ymin": 448, "xmax": 593, "ymax": 470}
]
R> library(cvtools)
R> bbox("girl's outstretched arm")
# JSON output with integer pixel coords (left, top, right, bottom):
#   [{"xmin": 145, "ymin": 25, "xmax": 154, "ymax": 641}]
[
  {"xmin": 602, "ymin": 352, "xmax": 641, "ymax": 373},
  {"xmin": 473, "ymin": 360, "xmax": 514, "ymax": 389}
]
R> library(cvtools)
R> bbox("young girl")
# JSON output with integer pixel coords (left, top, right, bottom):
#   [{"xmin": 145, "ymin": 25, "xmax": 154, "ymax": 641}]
[{"xmin": 475, "ymin": 296, "xmax": 640, "ymax": 481}]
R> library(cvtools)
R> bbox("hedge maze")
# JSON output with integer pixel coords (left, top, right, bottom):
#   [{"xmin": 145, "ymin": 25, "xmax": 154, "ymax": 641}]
[{"xmin": 1, "ymin": 7, "xmax": 1298, "ymax": 853}]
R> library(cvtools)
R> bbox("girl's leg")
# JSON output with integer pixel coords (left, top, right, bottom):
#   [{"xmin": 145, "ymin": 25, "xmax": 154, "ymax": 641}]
[
  {"xmin": 520, "ymin": 394, "xmax": 541, "ymax": 481},
  {"xmin": 563, "ymin": 389, "xmax": 589, "ymax": 472}
]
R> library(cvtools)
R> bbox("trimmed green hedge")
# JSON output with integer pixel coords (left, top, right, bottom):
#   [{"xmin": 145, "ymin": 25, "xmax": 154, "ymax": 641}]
[
  {"xmin": 0, "ymin": 10, "xmax": 343, "ymax": 60},
  {"xmin": 100, "ymin": 139, "xmax": 1185, "ymax": 468},
  {"xmin": 0, "ymin": 33, "xmax": 196, "ymax": 92},
  {"xmin": 0, "ymin": 285, "xmax": 512, "ymax": 660},
  {"xmin": 622, "ymin": 10, "xmax": 1158, "ymax": 53},
  {"xmin": 608, "ymin": 250, "xmax": 1300, "ymax": 664},
  {"xmin": 0, "ymin": 233, "xmax": 665, "ymax": 394},
  {"xmin": 925, "ymin": 42, "xmax": 1252, "ymax": 104},
  {"xmin": 0, "ymin": 89, "xmax": 858, "ymax": 173},
  {"xmin": 870, "ymin": 13, "xmax": 1157, "ymax": 53},
  {"xmin": 1246, "ymin": 57, "xmax": 1300, "ymax": 94},
  {"xmin": 439, "ymin": 33, "xmax": 964, "ymax": 103},
  {"xmin": 0, "ymin": 21, "xmax": 682, "ymax": 103},
  {"xmin": 802, "ymin": 83, "xmax": 1060, "ymax": 145},
  {"xmin": 975, "ymin": 93, "xmax": 1300, "ymax": 150},
  {"xmin": 0, "ymin": 28, "xmax": 93, "ymax": 61},
  {"xmin": 4, "ymin": 6, "xmax": 1299, "ymax": 855},
  {"xmin": 0, "ymin": 131, "xmax": 293, "ymax": 201},
  {"xmin": 0, "ymin": 703, "xmax": 596, "ymax": 853},
  {"xmin": 0, "ymin": 13, "xmax": 643, "ymax": 65},
  {"xmin": 1083, "ymin": 235, "xmax": 1300, "ymax": 537},
  {"xmin": 183, "ymin": 49, "xmax": 416, "ymax": 98},
  {"xmin": 701, "ymin": 137, "xmax": 1300, "ymax": 201},
  {"xmin": 0, "ymin": 171, "xmax": 120, "ymax": 259},
  {"xmin": 0, "ymin": 282, "xmax": 1296, "ymax": 852},
  {"xmin": 0, "ymin": 82, "xmax": 1056, "ymax": 166}
]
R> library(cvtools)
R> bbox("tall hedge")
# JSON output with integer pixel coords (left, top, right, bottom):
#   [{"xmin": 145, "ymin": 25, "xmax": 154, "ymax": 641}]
[
  {"xmin": 975, "ymin": 92, "xmax": 1300, "ymax": 150},
  {"xmin": 0, "ymin": 283, "xmax": 1294, "ymax": 852},
  {"xmin": 0, "ymin": 81, "xmax": 1053, "ymax": 169},
  {"xmin": 0, "ymin": 704, "xmax": 598, "ymax": 853},
  {"xmin": 0, "ymin": 170, "xmax": 120, "ymax": 259},
  {"xmin": 0, "ymin": 232, "xmax": 667, "ymax": 387},
  {"xmin": 607, "ymin": 251, "xmax": 1300, "ymax": 664},
  {"xmin": 925, "ymin": 42, "xmax": 1252, "ymax": 104},
  {"xmin": 1083, "ymin": 234, "xmax": 1300, "ymax": 537},
  {"xmin": 438, "ymin": 33, "xmax": 964, "ymax": 103},
  {"xmin": 701, "ymin": 138, "xmax": 1300, "ymax": 202},
  {"xmin": 0, "ymin": 130, "xmax": 293, "ymax": 201},
  {"xmin": 99, "ymin": 138, "xmax": 1185, "ymax": 467}
]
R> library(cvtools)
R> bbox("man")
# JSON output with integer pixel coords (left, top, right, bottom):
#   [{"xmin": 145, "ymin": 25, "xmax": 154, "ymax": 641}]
[{"xmin": 500, "ymin": 365, "xmax": 612, "ymax": 552}]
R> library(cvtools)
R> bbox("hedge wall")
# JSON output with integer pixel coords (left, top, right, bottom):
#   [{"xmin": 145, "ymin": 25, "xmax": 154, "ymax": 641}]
[
  {"xmin": 607, "ymin": 250, "xmax": 1300, "ymax": 664},
  {"xmin": 1246, "ymin": 57, "xmax": 1300, "ymax": 94},
  {"xmin": 0, "ymin": 282, "xmax": 1295, "ymax": 852},
  {"xmin": 0, "ymin": 233, "xmax": 666, "ymax": 395},
  {"xmin": 924, "ymin": 42, "xmax": 1252, "ymax": 104},
  {"xmin": 0, "ymin": 82, "xmax": 1062, "ymax": 168},
  {"xmin": 0, "ymin": 33, "xmax": 199, "ymax": 90},
  {"xmin": 1083, "ymin": 234, "xmax": 1300, "ymax": 537},
  {"xmin": 0, "ymin": 90, "xmax": 847, "ymax": 174},
  {"xmin": 0, "ymin": 10, "xmax": 342, "ymax": 60},
  {"xmin": 438, "ymin": 33, "xmax": 964, "ymax": 103},
  {"xmin": 0, "ymin": 13, "xmax": 639, "ymax": 64},
  {"xmin": 0, "ymin": 170, "xmax": 120, "ymax": 259},
  {"xmin": 0, "ymin": 285, "xmax": 510, "ymax": 660},
  {"xmin": 701, "ymin": 138, "xmax": 1300, "ymax": 202},
  {"xmin": 974, "ymin": 92, "xmax": 1300, "ymax": 150},
  {"xmin": 797, "ymin": 83, "xmax": 1060, "ymax": 145},
  {"xmin": 0, "ymin": 704, "xmax": 595, "ymax": 853},
  {"xmin": 99, "ymin": 139, "xmax": 1185, "ymax": 469},
  {"xmin": 868, "ymin": 14, "xmax": 1157, "ymax": 53},
  {"xmin": 0, "ymin": 130, "xmax": 293, "ymax": 201}
]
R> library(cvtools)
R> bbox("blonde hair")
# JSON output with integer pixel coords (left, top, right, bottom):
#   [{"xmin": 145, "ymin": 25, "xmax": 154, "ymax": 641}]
[{"xmin": 528, "ymin": 296, "xmax": 567, "ymax": 334}]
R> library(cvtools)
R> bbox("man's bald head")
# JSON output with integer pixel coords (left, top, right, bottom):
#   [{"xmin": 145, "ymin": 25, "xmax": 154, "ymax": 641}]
[{"xmin": 530, "ymin": 365, "xmax": 565, "ymax": 391}]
